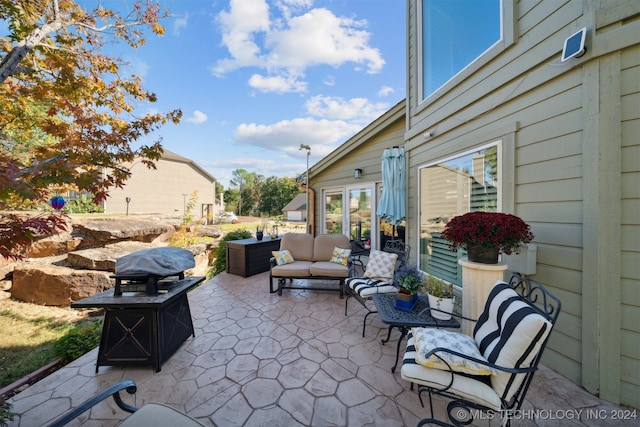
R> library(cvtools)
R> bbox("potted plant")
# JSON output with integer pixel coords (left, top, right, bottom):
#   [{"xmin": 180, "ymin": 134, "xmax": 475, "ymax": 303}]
[
  {"xmin": 424, "ymin": 275, "xmax": 455, "ymax": 320},
  {"xmin": 256, "ymin": 224, "xmax": 264, "ymax": 241},
  {"xmin": 440, "ymin": 211, "xmax": 534, "ymax": 264},
  {"xmin": 393, "ymin": 265, "xmax": 424, "ymax": 311}
]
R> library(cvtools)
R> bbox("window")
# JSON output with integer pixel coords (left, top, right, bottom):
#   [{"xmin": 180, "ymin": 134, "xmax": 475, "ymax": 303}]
[
  {"xmin": 420, "ymin": 0, "xmax": 502, "ymax": 100},
  {"xmin": 322, "ymin": 184, "xmax": 380, "ymax": 247},
  {"xmin": 324, "ymin": 191, "xmax": 343, "ymax": 234},
  {"xmin": 419, "ymin": 144, "xmax": 499, "ymax": 285}
]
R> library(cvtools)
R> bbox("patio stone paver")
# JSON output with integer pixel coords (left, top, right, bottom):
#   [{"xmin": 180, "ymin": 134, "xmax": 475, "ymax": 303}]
[{"xmin": 6, "ymin": 271, "xmax": 635, "ymax": 426}]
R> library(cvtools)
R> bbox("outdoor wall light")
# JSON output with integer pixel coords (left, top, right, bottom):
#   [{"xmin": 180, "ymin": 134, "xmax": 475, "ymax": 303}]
[{"xmin": 354, "ymin": 168, "xmax": 363, "ymax": 179}]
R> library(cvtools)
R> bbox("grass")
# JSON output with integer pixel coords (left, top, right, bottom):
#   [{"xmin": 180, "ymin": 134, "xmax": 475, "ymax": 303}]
[
  {"xmin": 0, "ymin": 215, "xmax": 303, "ymax": 391},
  {"xmin": 0, "ymin": 300, "xmax": 92, "ymax": 389}
]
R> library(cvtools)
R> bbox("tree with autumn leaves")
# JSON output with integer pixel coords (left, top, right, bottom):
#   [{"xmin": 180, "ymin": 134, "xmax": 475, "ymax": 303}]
[{"xmin": 0, "ymin": 0, "xmax": 181, "ymax": 260}]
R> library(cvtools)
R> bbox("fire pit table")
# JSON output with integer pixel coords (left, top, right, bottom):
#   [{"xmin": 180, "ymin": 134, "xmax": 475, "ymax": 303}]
[{"xmin": 72, "ymin": 275, "xmax": 205, "ymax": 373}]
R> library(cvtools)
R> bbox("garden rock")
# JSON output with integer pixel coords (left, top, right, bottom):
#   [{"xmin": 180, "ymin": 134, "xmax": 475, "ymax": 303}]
[
  {"xmin": 11, "ymin": 264, "xmax": 112, "ymax": 306},
  {"xmin": 71, "ymin": 217, "xmax": 175, "ymax": 249},
  {"xmin": 66, "ymin": 241, "xmax": 165, "ymax": 271}
]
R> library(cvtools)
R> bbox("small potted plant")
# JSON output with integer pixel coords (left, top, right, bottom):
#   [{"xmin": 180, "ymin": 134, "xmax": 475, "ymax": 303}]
[
  {"xmin": 393, "ymin": 265, "xmax": 424, "ymax": 311},
  {"xmin": 424, "ymin": 275, "xmax": 455, "ymax": 320},
  {"xmin": 440, "ymin": 211, "xmax": 534, "ymax": 264},
  {"xmin": 256, "ymin": 224, "xmax": 264, "ymax": 241}
]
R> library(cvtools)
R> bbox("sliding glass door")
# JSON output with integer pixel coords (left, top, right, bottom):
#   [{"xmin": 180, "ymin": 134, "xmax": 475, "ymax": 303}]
[{"xmin": 323, "ymin": 184, "xmax": 378, "ymax": 247}]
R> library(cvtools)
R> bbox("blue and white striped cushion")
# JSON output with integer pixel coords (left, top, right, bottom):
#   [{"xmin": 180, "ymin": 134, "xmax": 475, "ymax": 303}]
[
  {"xmin": 346, "ymin": 277, "xmax": 397, "ymax": 297},
  {"xmin": 473, "ymin": 282, "xmax": 552, "ymax": 401}
]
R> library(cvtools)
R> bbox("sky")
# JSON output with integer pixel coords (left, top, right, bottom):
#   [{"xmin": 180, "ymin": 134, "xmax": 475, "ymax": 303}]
[{"xmin": 96, "ymin": 0, "xmax": 407, "ymax": 188}]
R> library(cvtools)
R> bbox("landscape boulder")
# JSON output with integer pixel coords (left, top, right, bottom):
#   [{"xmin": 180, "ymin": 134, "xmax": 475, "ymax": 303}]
[
  {"xmin": 66, "ymin": 241, "xmax": 166, "ymax": 271},
  {"xmin": 71, "ymin": 217, "xmax": 175, "ymax": 249},
  {"xmin": 12, "ymin": 265, "xmax": 112, "ymax": 306}
]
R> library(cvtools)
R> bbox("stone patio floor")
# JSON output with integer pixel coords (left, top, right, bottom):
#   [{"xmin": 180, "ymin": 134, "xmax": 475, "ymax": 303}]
[{"xmin": 6, "ymin": 271, "xmax": 635, "ymax": 426}]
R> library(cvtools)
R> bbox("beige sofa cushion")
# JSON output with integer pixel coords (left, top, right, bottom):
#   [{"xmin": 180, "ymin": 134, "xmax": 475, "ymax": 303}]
[
  {"xmin": 313, "ymin": 234, "xmax": 350, "ymax": 262},
  {"xmin": 271, "ymin": 261, "xmax": 314, "ymax": 277},
  {"xmin": 279, "ymin": 233, "xmax": 314, "ymax": 261},
  {"xmin": 309, "ymin": 261, "xmax": 349, "ymax": 278}
]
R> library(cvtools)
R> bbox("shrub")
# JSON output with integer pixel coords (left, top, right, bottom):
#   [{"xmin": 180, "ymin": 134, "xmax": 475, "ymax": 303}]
[
  {"xmin": 207, "ymin": 229, "xmax": 253, "ymax": 278},
  {"xmin": 1, "ymin": 399, "xmax": 14, "ymax": 427},
  {"xmin": 53, "ymin": 320, "xmax": 102, "ymax": 364}
]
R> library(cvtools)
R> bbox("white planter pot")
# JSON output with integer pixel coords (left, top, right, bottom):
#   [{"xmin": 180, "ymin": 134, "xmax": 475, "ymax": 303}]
[{"xmin": 427, "ymin": 293, "xmax": 455, "ymax": 320}]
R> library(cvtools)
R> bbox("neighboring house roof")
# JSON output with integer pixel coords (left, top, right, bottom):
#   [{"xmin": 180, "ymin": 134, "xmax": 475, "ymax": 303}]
[
  {"xmin": 282, "ymin": 193, "xmax": 307, "ymax": 212},
  {"xmin": 161, "ymin": 149, "xmax": 217, "ymax": 183}
]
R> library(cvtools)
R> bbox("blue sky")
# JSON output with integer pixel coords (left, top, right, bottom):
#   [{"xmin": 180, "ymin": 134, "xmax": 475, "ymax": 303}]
[{"xmin": 101, "ymin": 0, "xmax": 406, "ymax": 188}]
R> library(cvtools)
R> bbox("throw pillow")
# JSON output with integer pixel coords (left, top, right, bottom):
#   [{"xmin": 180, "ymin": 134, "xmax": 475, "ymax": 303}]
[
  {"xmin": 363, "ymin": 250, "xmax": 398, "ymax": 281},
  {"xmin": 412, "ymin": 327, "xmax": 496, "ymax": 376},
  {"xmin": 330, "ymin": 247, "xmax": 351, "ymax": 266},
  {"xmin": 272, "ymin": 250, "xmax": 294, "ymax": 266}
]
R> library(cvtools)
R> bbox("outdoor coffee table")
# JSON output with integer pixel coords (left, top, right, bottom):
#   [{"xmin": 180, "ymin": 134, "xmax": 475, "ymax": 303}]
[
  {"xmin": 72, "ymin": 275, "xmax": 204, "ymax": 373},
  {"xmin": 372, "ymin": 293, "xmax": 460, "ymax": 372}
]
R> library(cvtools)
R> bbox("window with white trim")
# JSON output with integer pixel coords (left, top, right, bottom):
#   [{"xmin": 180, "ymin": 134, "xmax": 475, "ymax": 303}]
[
  {"xmin": 419, "ymin": 144, "xmax": 499, "ymax": 285},
  {"xmin": 420, "ymin": 0, "xmax": 502, "ymax": 100}
]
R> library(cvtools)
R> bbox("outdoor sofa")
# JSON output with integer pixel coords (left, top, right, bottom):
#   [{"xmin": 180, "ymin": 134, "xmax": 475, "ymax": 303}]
[{"xmin": 269, "ymin": 233, "xmax": 351, "ymax": 297}]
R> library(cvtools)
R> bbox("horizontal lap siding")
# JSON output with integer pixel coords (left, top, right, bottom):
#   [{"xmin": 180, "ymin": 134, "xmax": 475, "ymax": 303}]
[
  {"xmin": 408, "ymin": 0, "xmax": 590, "ymax": 389},
  {"xmin": 620, "ymin": 46, "xmax": 640, "ymax": 409},
  {"xmin": 406, "ymin": 0, "xmax": 638, "ymax": 407}
]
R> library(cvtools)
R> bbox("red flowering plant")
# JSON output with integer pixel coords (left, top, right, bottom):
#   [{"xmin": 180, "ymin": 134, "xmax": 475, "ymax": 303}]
[{"xmin": 440, "ymin": 212, "xmax": 534, "ymax": 255}]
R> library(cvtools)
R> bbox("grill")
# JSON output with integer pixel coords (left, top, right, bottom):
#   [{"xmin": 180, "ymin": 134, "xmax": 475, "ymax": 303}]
[{"xmin": 110, "ymin": 272, "xmax": 185, "ymax": 296}]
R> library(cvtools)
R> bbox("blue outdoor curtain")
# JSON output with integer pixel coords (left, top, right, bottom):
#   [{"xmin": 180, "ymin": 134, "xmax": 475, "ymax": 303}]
[{"xmin": 376, "ymin": 147, "xmax": 406, "ymax": 226}]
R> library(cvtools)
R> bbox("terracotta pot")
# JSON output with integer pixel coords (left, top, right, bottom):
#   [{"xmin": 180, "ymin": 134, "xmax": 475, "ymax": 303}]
[{"xmin": 467, "ymin": 245, "xmax": 499, "ymax": 264}]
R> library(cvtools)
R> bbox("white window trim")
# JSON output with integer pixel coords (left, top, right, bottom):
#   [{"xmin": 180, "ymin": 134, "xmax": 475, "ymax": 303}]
[
  {"xmin": 321, "ymin": 183, "xmax": 381, "ymax": 247},
  {"xmin": 416, "ymin": 140, "xmax": 503, "ymax": 284},
  {"xmin": 417, "ymin": 0, "xmax": 515, "ymax": 110}
]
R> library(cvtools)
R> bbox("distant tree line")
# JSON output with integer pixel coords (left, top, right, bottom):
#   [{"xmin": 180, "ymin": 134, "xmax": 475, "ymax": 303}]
[{"xmin": 224, "ymin": 169, "xmax": 302, "ymax": 217}]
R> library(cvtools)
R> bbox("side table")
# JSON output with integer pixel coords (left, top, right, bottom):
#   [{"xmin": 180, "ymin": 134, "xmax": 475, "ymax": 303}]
[{"xmin": 373, "ymin": 293, "xmax": 460, "ymax": 372}]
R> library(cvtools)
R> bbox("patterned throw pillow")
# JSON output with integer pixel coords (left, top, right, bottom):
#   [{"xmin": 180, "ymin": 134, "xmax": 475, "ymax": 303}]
[
  {"xmin": 412, "ymin": 327, "xmax": 496, "ymax": 376},
  {"xmin": 330, "ymin": 247, "xmax": 351, "ymax": 266},
  {"xmin": 272, "ymin": 250, "xmax": 294, "ymax": 265},
  {"xmin": 363, "ymin": 250, "xmax": 398, "ymax": 281}
]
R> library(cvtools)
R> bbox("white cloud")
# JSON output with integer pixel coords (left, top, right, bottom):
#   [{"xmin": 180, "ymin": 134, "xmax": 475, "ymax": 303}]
[
  {"xmin": 305, "ymin": 95, "xmax": 389, "ymax": 124},
  {"xmin": 212, "ymin": 0, "xmax": 270, "ymax": 76},
  {"xmin": 378, "ymin": 86, "xmax": 395, "ymax": 97},
  {"xmin": 186, "ymin": 110, "xmax": 208, "ymax": 124},
  {"xmin": 212, "ymin": 1, "xmax": 385, "ymax": 92},
  {"xmin": 172, "ymin": 12, "xmax": 189, "ymax": 36},
  {"xmin": 248, "ymin": 73, "xmax": 307, "ymax": 93},
  {"xmin": 233, "ymin": 117, "xmax": 362, "ymax": 157},
  {"xmin": 124, "ymin": 56, "xmax": 150, "ymax": 78}
]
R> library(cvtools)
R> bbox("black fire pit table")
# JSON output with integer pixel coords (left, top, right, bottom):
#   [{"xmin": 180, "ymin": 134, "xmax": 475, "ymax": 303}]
[
  {"xmin": 373, "ymin": 293, "xmax": 460, "ymax": 373},
  {"xmin": 71, "ymin": 275, "xmax": 205, "ymax": 373}
]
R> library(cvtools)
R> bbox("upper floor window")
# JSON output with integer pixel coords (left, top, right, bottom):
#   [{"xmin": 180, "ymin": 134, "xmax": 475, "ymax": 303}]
[{"xmin": 421, "ymin": 0, "xmax": 502, "ymax": 100}]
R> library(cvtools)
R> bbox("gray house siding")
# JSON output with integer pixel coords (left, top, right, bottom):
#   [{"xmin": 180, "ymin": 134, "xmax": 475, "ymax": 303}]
[
  {"xmin": 310, "ymin": 101, "xmax": 405, "ymax": 237},
  {"xmin": 406, "ymin": 0, "xmax": 639, "ymax": 408}
]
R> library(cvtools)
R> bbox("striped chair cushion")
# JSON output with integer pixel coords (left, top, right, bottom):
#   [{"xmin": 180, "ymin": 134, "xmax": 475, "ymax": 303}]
[
  {"xmin": 346, "ymin": 277, "xmax": 397, "ymax": 297},
  {"xmin": 473, "ymin": 282, "xmax": 553, "ymax": 402},
  {"xmin": 401, "ymin": 331, "xmax": 502, "ymax": 410}
]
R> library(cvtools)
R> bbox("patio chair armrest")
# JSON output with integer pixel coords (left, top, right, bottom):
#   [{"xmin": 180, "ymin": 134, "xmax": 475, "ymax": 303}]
[{"xmin": 48, "ymin": 380, "xmax": 138, "ymax": 427}]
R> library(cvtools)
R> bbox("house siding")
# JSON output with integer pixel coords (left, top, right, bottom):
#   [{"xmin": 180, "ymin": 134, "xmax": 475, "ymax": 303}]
[
  {"xmin": 310, "ymin": 102, "xmax": 405, "ymax": 236},
  {"xmin": 406, "ymin": 0, "xmax": 639, "ymax": 408},
  {"xmin": 104, "ymin": 154, "xmax": 216, "ymax": 217}
]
